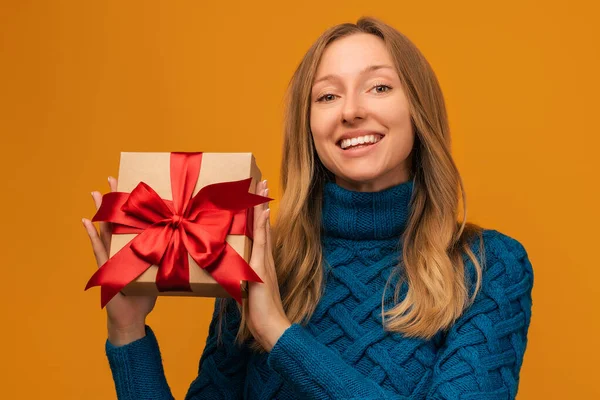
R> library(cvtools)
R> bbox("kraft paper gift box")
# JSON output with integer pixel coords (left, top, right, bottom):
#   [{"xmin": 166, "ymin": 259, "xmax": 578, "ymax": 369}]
[{"xmin": 85, "ymin": 152, "xmax": 271, "ymax": 308}]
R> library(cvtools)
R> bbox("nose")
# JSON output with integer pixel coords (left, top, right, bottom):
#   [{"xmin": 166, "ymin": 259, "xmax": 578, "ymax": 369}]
[{"xmin": 341, "ymin": 93, "xmax": 367, "ymax": 124}]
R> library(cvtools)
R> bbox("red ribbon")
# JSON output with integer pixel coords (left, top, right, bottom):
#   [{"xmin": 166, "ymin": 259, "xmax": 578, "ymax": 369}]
[{"xmin": 85, "ymin": 152, "xmax": 271, "ymax": 308}]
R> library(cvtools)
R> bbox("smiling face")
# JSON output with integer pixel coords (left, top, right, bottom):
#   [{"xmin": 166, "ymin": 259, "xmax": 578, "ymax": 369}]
[{"xmin": 310, "ymin": 33, "xmax": 415, "ymax": 192}]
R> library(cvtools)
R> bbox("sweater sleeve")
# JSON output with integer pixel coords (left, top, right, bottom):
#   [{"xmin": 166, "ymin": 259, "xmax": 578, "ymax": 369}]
[
  {"xmin": 105, "ymin": 325, "xmax": 174, "ymax": 400},
  {"xmin": 267, "ymin": 231, "xmax": 533, "ymax": 400},
  {"xmin": 104, "ymin": 297, "xmax": 250, "ymax": 400},
  {"xmin": 267, "ymin": 323, "xmax": 408, "ymax": 399}
]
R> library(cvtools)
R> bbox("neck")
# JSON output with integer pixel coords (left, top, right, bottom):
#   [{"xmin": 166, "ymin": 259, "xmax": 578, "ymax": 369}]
[{"xmin": 320, "ymin": 178, "xmax": 414, "ymax": 241}]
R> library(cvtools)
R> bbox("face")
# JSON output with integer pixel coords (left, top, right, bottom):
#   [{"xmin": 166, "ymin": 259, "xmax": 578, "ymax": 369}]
[{"xmin": 310, "ymin": 33, "xmax": 415, "ymax": 192}]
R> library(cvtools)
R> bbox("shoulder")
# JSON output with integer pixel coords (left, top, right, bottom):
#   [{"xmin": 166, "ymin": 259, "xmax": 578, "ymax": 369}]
[
  {"xmin": 481, "ymin": 229, "xmax": 533, "ymax": 281},
  {"xmin": 464, "ymin": 228, "xmax": 534, "ymax": 297},
  {"xmin": 481, "ymin": 229, "xmax": 530, "ymax": 259}
]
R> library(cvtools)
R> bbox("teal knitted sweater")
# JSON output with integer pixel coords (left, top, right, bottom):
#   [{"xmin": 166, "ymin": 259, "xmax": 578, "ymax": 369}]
[{"xmin": 105, "ymin": 178, "xmax": 534, "ymax": 399}]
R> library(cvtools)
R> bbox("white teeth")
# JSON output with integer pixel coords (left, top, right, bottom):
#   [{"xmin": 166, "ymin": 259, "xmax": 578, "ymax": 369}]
[{"xmin": 340, "ymin": 134, "xmax": 381, "ymax": 149}]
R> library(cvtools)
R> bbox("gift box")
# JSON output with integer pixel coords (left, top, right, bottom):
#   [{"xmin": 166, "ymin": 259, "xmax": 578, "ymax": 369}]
[{"xmin": 85, "ymin": 152, "xmax": 272, "ymax": 308}]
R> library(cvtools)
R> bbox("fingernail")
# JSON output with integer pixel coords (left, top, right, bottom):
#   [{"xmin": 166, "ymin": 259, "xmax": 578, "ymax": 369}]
[
  {"xmin": 262, "ymin": 179, "xmax": 267, "ymax": 187},
  {"xmin": 265, "ymin": 188, "xmax": 269, "ymax": 196},
  {"xmin": 82, "ymin": 218, "xmax": 87, "ymax": 225},
  {"xmin": 91, "ymin": 191, "xmax": 95, "ymax": 197},
  {"xmin": 266, "ymin": 208, "xmax": 270, "ymax": 217}
]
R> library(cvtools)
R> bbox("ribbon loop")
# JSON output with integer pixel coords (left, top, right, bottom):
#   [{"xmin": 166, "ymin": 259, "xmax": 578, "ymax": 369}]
[{"xmin": 122, "ymin": 182, "xmax": 175, "ymax": 223}]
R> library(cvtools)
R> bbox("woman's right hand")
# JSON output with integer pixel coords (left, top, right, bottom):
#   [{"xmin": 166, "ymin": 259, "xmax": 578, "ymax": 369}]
[{"xmin": 83, "ymin": 176, "xmax": 158, "ymax": 346}]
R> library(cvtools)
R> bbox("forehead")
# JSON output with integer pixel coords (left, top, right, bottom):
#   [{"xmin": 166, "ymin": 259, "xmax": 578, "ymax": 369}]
[{"xmin": 314, "ymin": 33, "xmax": 394, "ymax": 78}]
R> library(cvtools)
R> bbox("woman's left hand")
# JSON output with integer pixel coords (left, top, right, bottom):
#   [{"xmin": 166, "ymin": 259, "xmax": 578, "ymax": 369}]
[{"xmin": 246, "ymin": 179, "xmax": 292, "ymax": 352}]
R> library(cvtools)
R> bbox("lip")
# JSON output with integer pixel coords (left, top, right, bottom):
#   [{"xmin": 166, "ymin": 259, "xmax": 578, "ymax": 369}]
[{"xmin": 337, "ymin": 134, "xmax": 384, "ymax": 158}]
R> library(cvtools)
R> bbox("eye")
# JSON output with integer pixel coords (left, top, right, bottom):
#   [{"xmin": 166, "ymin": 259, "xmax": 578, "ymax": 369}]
[
  {"xmin": 315, "ymin": 83, "xmax": 393, "ymax": 103},
  {"xmin": 371, "ymin": 83, "xmax": 393, "ymax": 94},
  {"xmin": 316, "ymin": 93, "xmax": 337, "ymax": 103}
]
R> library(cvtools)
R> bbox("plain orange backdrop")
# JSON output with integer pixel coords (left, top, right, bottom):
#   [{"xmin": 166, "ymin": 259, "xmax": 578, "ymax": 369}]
[{"xmin": 1, "ymin": 1, "xmax": 599, "ymax": 399}]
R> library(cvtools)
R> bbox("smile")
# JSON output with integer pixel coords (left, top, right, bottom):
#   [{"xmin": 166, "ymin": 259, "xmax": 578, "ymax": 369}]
[{"xmin": 336, "ymin": 135, "xmax": 385, "ymax": 158}]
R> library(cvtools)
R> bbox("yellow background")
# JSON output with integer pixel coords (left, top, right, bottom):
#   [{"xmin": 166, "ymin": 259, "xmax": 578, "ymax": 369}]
[{"xmin": 1, "ymin": 1, "xmax": 598, "ymax": 398}]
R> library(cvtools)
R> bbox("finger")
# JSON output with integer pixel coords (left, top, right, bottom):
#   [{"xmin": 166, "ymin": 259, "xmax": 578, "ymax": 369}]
[
  {"xmin": 266, "ymin": 204, "xmax": 272, "ymax": 258},
  {"xmin": 263, "ymin": 181, "xmax": 269, "ymax": 210},
  {"xmin": 265, "ymin": 188, "xmax": 273, "ymax": 257},
  {"xmin": 249, "ymin": 180, "xmax": 267, "ymax": 276},
  {"xmin": 253, "ymin": 179, "xmax": 266, "ymax": 233},
  {"xmin": 108, "ymin": 176, "xmax": 118, "ymax": 192},
  {"xmin": 249, "ymin": 209, "xmax": 269, "ymax": 284},
  {"xmin": 262, "ymin": 185, "xmax": 273, "ymax": 271},
  {"xmin": 264, "ymin": 206, "xmax": 277, "ymax": 283},
  {"xmin": 92, "ymin": 177, "xmax": 118, "ymax": 252},
  {"xmin": 90, "ymin": 191, "xmax": 111, "ymax": 254},
  {"xmin": 262, "ymin": 183, "xmax": 272, "ymax": 278},
  {"xmin": 261, "ymin": 183, "xmax": 270, "ymax": 265},
  {"xmin": 101, "ymin": 176, "xmax": 117, "ymax": 249},
  {"xmin": 82, "ymin": 218, "xmax": 109, "ymax": 268}
]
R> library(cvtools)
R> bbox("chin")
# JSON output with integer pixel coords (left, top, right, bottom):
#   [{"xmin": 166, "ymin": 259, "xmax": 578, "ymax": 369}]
[{"xmin": 337, "ymin": 172, "xmax": 382, "ymax": 186}]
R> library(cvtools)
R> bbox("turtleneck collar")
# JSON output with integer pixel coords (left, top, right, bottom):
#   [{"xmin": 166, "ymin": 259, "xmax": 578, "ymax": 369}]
[{"xmin": 321, "ymin": 178, "xmax": 414, "ymax": 241}]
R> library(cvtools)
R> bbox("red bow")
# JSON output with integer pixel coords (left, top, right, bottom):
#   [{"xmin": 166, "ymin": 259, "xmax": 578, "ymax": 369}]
[{"xmin": 85, "ymin": 152, "xmax": 270, "ymax": 308}]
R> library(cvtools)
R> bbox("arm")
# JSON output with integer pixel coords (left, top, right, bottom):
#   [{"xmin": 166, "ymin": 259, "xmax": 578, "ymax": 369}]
[
  {"xmin": 105, "ymin": 325, "xmax": 174, "ymax": 400},
  {"xmin": 105, "ymin": 297, "xmax": 250, "ymax": 400},
  {"xmin": 267, "ymin": 232, "xmax": 533, "ymax": 400},
  {"xmin": 267, "ymin": 323, "xmax": 408, "ymax": 399}
]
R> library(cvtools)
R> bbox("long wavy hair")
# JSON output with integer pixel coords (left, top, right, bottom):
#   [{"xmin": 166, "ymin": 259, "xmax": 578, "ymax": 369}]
[{"xmin": 217, "ymin": 16, "xmax": 486, "ymax": 352}]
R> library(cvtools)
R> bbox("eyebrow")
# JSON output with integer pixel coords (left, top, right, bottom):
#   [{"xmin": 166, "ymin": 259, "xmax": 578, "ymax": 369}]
[{"xmin": 312, "ymin": 64, "xmax": 395, "ymax": 86}]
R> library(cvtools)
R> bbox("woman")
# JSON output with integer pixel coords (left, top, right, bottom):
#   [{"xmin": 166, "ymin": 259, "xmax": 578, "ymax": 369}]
[{"xmin": 84, "ymin": 16, "xmax": 534, "ymax": 399}]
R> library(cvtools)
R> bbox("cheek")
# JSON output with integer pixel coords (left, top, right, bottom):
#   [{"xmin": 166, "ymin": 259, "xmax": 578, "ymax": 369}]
[
  {"xmin": 311, "ymin": 104, "xmax": 341, "ymax": 127},
  {"xmin": 310, "ymin": 109, "xmax": 337, "ymax": 146},
  {"xmin": 376, "ymin": 101, "xmax": 414, "ymax": 149},
  {"xmin": 377, "ymin": 99, "xmax": 411, "ymax": 128}
]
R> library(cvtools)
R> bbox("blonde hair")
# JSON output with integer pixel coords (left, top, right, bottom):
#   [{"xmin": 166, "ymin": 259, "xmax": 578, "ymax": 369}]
[{"xmin": 218, "ymin": 16, "xmax": 486, "ymax": 352}]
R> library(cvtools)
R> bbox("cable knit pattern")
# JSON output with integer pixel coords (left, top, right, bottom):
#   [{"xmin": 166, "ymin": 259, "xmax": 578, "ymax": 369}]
[
  {"xmin": 105, "ymin": 325, "xmax": 173, "ymax": 399},
  {"xmin": 104, "ymin": 178, "xmax": 534, "ymax": 399}
]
